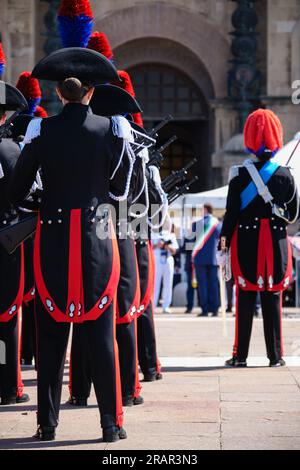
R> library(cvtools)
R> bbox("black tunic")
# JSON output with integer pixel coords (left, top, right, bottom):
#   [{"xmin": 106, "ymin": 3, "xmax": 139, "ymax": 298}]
[
  {"xmin": 9, "ymin": 103, "xmax": 129, "ymax": 323},
  {"xmin": 0, "ymin": 139, "xmax": 24, "ymax": 322},
  {"xmin": 221, "ymin": 161, "xmax": 298, "ymax": 292}
]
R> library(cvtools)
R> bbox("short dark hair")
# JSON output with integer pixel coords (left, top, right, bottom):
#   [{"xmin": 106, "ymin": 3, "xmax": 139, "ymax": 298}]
[
  {"xmin": 57, "ymin": 77, "xmax": 93, "ymax": 102},
  {"xmin": 204, "ymin": 204, "xmax": 213, "ymax": 214}
]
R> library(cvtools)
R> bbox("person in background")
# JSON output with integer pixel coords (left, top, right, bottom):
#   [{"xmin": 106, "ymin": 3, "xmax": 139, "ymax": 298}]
[
  {"xmin": 191, "ymin": 204, "xmax": 222, "ymax": 317},
  {"xmin": 152, "ymin": 224, "xmax": 179, "ymax": 314}
]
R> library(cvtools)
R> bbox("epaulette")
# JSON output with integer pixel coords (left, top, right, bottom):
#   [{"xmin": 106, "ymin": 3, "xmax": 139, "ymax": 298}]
[
  {"xmin": 23, "ymin": 118, "xmax": 42, "ymax": 145},
  {"xmin": 111, "ymin": 115, "xmax": 134, "ymax": 142},
  {"xmin": 228, "ymin": 165, "xmax": 241, "ymax": 183}
]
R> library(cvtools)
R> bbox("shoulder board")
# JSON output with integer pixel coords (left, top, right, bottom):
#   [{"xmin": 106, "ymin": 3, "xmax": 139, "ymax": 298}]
[
  {"xmin": 228, "ymin": 165, "xmax": 241, "ymax": 183},
  {"xmin": 23, "ymin": 118, "xmax": 42, "ymax": 145}
]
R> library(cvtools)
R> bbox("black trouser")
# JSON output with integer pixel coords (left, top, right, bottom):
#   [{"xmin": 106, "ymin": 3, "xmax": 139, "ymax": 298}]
[
  {"xmin": 226, "ymin": 278, "xmax": 235, "ymax": 310},
  {"xmin": 116, "ymin": 320, "xmax": 140, "ymax": 399},
  {"xmin": 70, "ymin": 319, "xmax": 140, "ymax": 400},
  {"xmin": 186, "ymin": 268, "xmax": 195, "ymax": 311},
  {"xmin": 21, "ymin": 301, "xmax": 36, "ymax": 365},
  {"xmin": 69, "ymin": 322, "xmax": 92, "ymax": 400},
  {"xmin": 0, "ymin": 313, "xmax": 23, "ymax": 399},
  {"xmin": 137, "ymin": 301, "xmax": 160, "ymax": 378},
  {"xmin": 35, "ymin": 294, "xmax": 122, "ymax": 429},
  {"xmin": 234, "ymin": 288, "xmax": 283, "ymax": 362}
]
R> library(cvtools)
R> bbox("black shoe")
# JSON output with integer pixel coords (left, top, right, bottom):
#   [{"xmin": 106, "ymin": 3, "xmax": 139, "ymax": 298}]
[
  {"xmin": 185, "ymin": 308, "xmax": 193, "ymax": 314},
  {"xmin": 211, "ymin": 312, "xmax": 219, "ymax": 317},
  {"xmin": 102, "ymin": 426, "xmax": 127, "ymax": 443},
  {"xmin": 122, "ymin": 395, "xmax": 144, "ymax": 407},
  {"xmin": 197, "ymin": 312, "xmax": 208, "ymax": 317},
  {"xmin": 143, "ymin": 372, "xmax": 163, "ymax": 382},
  {"xmin": 34, "ymin": 426, "xmax": 56, "ymax": 441},
  {"xmin": 269, "ymin": 358, "xmax": 286, "ymax": 368},
  {"xmin": 225, "ymin": 357, "xmax": 247, "ymax": 368},
  {"xmin": 226, "ymin": 307, "xmax": 232, "ymax": 313},
  {"xmin": 0, "ymin": 393, "xmax": 30, "ymax": 405},
  {"xmin": 66, "ymin": 396, "xmax": 88, "ymax": 406}
]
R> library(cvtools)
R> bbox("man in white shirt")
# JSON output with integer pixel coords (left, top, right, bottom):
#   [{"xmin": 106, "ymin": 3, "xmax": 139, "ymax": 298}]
[{"xmin": 152, "ymin": 227, "xmax": 179, "ymax": 313}]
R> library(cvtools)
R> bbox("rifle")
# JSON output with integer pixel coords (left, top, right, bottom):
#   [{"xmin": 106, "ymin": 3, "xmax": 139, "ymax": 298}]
[
  {"xmin": 148, "ymin": 114, "xmax": 173, "ymax": 139},
  {"xmin": 131, "ymin": 115, "xmax": 174, "ymax": 157},
  {"xmin": 168, "ymin": 176, "xmax": 199, "ymax": 204},
  {"xmin": 0, "ymin": 104, "xmax": 27, "ymax": 142},
  {"xmin": 148, "ymin": 135, "xmax": 177, "ymax": 167},
  {"xmin": 162, "ymin": 158, "xmax": 197, "ymax": 193},
  {"xmin": 0, "ymin": 213, "xmax": 38, "ymax": 254}
]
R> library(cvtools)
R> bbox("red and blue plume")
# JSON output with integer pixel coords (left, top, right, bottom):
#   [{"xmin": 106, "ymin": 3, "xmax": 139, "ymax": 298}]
[
  {"xmin": 35, "ymin": 105, "xmax": 48, "ymax": 118},
  {"xmin": 57, "ymin": 0, "xmax": 94, "ymax": 48},
  {"xmin": 244, "ymin": 109, "xmax": 283, "ymax": 157},
  {"xmin": 0, "ymin": 35, "xmax": 6, "ymax": 78},
  {"xmin": 116, "ymin": 71, "xmax": 144, "ymax": 127},
  {"xmin": 16, "ymin": 71, "xmax": 41, "ymax": 116},
  {"xmin": 87, "ymin": 31, "xmax": 113, "ymax": 60},
  {"xmin": 116, "ymin": 71, "xmax": 136, "ymax": 97}
]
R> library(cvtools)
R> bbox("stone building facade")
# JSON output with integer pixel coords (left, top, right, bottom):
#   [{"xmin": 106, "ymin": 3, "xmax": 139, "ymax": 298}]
[{"xmin": 0, "ymin": 0, "xmax": 300, "ymax": 189}]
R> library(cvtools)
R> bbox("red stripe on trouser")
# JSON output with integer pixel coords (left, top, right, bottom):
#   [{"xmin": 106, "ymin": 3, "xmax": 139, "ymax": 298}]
[
  {"xmin": 133, "ymin": 317, "xmax": 142, "ymax": 398},
  {"xmin": 67, "ymin": 210, "xmax": 83, "ymax": 320},
  {"xmin": 232, "ymin": 285, "xmax": 239, "ymax": 357},
  {"xmin": 16, "ymin": 309, "xmax": 24, "ymax": 397},
  {"xmin": 113, "ymin": 296, "xmax": 124, "ymax": 427}
]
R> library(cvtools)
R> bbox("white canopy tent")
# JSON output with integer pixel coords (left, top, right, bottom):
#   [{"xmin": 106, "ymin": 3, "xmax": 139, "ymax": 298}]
[
  {"xmin": 273, "ymin": 132, "xmax": 300, "ymax": 192},
  {"xmin": 170, "ymin": 185, "xmax": 229, "ymax": 210},
  {"xmin": 171, "ymin": 131, "xmax": 300, "ymax": 214}
]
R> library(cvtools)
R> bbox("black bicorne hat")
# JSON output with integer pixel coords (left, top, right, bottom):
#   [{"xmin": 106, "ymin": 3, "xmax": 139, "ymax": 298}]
[
  {"xmin": 90, "ymin": 84, "xmax": 142, "ymax": 117},
  {"xmin": 0, "ymin": 81, "xmax": 28, "ymax": 112},
  {"xmin": 31, "ymin": 47, "xmax": 119, "ymax": 83}
]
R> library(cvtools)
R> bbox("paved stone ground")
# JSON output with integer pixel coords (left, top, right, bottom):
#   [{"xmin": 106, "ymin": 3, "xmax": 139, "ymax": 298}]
[{"xmin": 1, "ymin": 308, "xmax": 300, "ymax": 450}]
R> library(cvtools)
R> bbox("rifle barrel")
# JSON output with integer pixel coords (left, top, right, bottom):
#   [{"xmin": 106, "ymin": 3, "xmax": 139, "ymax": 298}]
[
  {"xmin": 157, "ymin": 135, "xmax": 177, "ymax": 153},
  {"xmin": 148, "ymin": 114, "xmax": 173, "ymax": 138}
]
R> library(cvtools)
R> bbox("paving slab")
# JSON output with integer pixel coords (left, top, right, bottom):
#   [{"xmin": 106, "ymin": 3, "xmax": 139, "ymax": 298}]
[{"xmin": 1, "ymin": 313, "xmax": 300, "ymax": 450}]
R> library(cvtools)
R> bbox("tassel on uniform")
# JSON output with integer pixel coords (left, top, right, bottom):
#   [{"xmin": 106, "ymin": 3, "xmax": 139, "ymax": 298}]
[{"xmin": 57, "ymin": 0, "xmax": 94, "ymax": 48}]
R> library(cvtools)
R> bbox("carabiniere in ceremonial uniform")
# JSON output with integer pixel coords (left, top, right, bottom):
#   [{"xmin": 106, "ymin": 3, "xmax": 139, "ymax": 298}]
[
  {"xmin": 0, "ymin": 81, "xmax": 30, "ymax": 405},
  {"xmin": 220, "ymin": 109, "xmax": 299, "ymax": 368},
  {"xmin": 8, "ymin": 47, "xmax": 131, "ymax": 443}
]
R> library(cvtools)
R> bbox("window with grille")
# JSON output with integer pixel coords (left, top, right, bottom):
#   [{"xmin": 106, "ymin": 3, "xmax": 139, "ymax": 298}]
[{"xmin": 130, "ymin": 65, "xmax": 208, "ymax": 121}]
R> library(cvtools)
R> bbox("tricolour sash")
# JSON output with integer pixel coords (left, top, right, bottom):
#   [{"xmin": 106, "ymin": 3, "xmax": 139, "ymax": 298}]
[{"xmin": 191, "ymin": 216, "xmax": 219, "ymax": 286}]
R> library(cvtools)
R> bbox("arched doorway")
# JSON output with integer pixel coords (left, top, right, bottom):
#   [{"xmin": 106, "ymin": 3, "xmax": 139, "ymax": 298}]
[{"xmin": 129, "ymin": 64, "xmax": 210, "ymax": 191}]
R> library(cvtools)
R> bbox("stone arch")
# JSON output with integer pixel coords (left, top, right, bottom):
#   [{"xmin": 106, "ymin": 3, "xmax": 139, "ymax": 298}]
[
  {"xmin": 113, "ymin": 37, "xmax": 215, "ymax": 105},
  {"xmin": 93, "ymin": 2, "xmax": 230, "ymax": 99}
]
